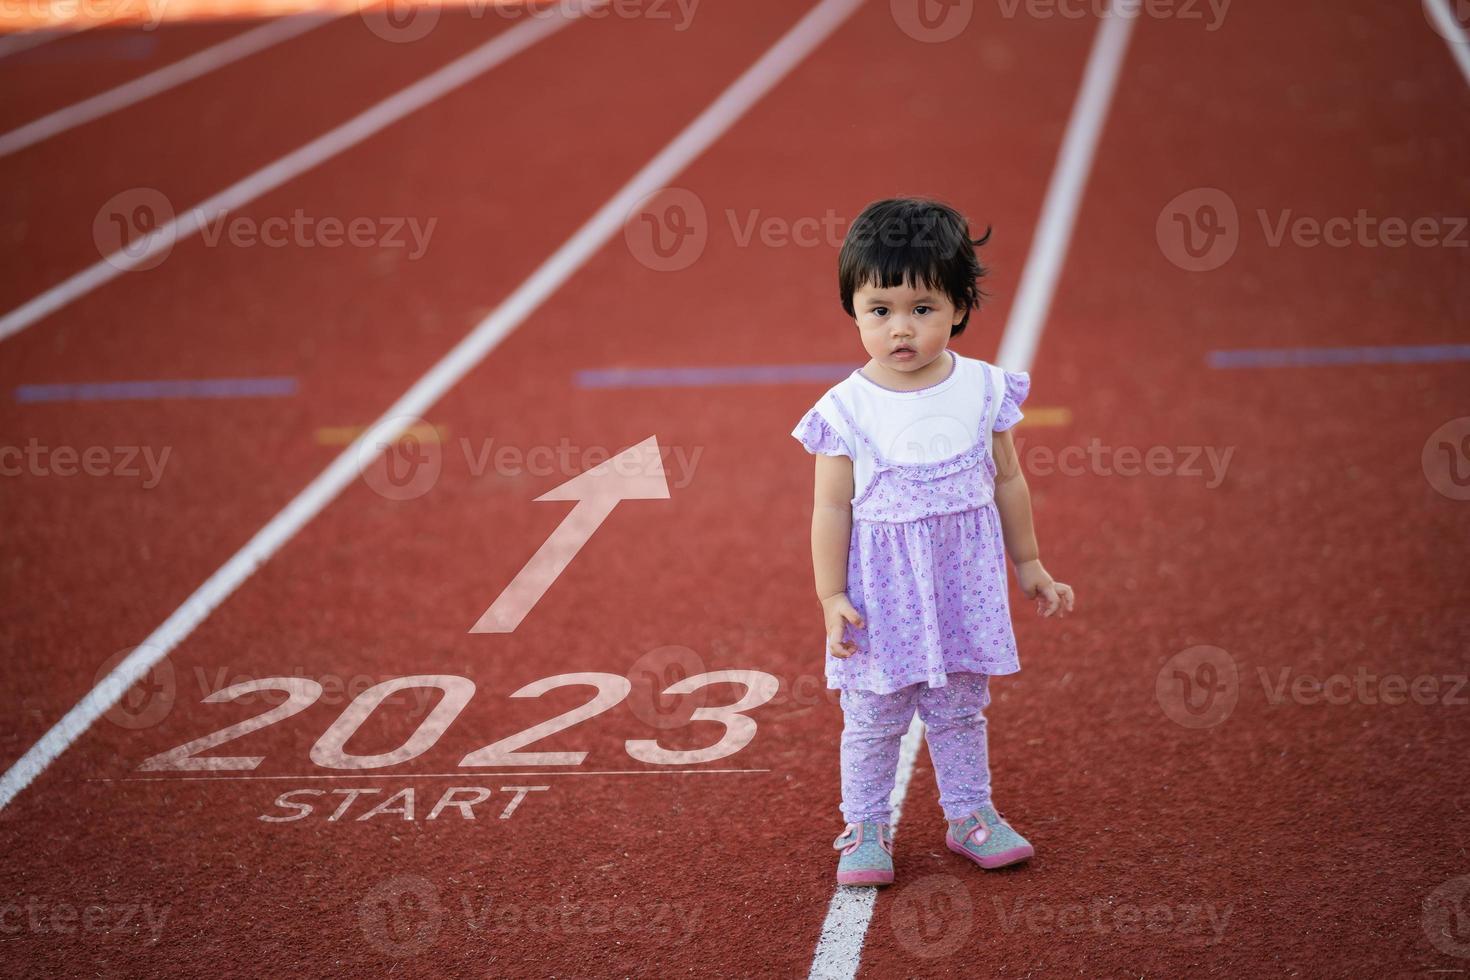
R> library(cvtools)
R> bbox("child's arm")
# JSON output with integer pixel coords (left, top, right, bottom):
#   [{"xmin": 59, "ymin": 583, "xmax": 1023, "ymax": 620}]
[
  {"xmin": 811, "ymin": 453, "xmax": 864, "ymax": 658},
  {"xmin": 992, "ymin": 428, "xmax": 1076, "ymax": 618}
]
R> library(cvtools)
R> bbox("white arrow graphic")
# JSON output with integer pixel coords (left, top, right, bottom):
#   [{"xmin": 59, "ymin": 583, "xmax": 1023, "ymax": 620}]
[{"xmin": 469, "ymin": 435, "xmax": 669, "ymax": 633}]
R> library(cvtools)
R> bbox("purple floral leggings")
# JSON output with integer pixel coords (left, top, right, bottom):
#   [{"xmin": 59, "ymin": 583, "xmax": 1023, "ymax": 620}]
[{"xmin": 838, "ymin": 672, "xmax": 992, "ymax": 824}]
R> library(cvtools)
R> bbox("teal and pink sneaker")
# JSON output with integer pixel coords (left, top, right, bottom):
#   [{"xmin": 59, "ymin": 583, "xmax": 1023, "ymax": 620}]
[
  {"xmin": 946, "ymin": 805, "xmax": 1034, "ymax": 869},
  {"xmin": 833, "ymin": 821, "xmax": 894, "ymax": 886}
]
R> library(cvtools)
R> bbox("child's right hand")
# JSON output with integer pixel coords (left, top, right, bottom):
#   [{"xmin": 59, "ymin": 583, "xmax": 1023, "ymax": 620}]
[{"xmin": 821, "ymin": 593, "xmax": 864, "ymax": 659}]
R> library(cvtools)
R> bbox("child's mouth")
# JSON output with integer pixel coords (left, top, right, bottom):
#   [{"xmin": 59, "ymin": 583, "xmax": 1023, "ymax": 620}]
[{"xmin": 892, "ymin": 348, "xmax": 916, "ymax": 360}]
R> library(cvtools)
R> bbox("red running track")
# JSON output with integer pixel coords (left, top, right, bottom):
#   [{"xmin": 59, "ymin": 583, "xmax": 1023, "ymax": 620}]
[
  {"xmin": 2, "ymin": 0, "xmax": 1468, "ymax": 976},
  {"xmin": 0, "ymin": 0, "xmax": 818, "ymax": 773}
]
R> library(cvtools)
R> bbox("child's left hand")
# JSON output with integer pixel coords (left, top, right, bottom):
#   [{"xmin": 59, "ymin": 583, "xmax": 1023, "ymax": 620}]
[{"xmin": 1016, "ymin": 560, "xmax": 1075, "ymax": 618}]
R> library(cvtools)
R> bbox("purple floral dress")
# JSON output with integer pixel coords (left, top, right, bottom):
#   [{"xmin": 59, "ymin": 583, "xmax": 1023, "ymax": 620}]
[{"xmin": 793, "ymin": 361, "xmax": 1029, "ymax": 694}]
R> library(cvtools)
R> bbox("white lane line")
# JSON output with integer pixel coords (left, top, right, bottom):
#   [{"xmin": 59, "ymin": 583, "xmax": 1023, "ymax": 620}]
[
  {"xmin": 994, "ymin": 1, "xmax": 1137, "ymax": 373},
  {"xmin": 0, "ymin": 13, "xmax": 337, "ymax": 158},
  {"xmin": 808, "ymin": 717, "xmax": 924, "ymax": 980},
  {"xmin": 806, "ymin": 6, "xmax": 1137, "ymax": 979},
  {"xmin": 0, "ymin": 6, "xmax": 584, "ymax": 344},
  {"xmin": 1425, "ymin": 0, "xmax": 1470, "ymax": 89},
  {"xmin": 0, "ymin": 0, "xmax": 865, "ymax": 811}
]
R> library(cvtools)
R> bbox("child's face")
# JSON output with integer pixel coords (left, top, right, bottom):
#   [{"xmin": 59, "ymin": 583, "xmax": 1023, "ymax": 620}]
[{"xmin": 851, "ymin": 277, "xmax": 965, "ymax": 377}]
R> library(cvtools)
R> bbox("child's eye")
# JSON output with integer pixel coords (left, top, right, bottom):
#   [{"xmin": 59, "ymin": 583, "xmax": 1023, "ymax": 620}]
[
  {"xmin": 915, "ymin": 306, "xmax": 931, "ymax": 315},
  {"xmin": 871, "ymin": 307, "xmax": 888, "ymax": 317}
]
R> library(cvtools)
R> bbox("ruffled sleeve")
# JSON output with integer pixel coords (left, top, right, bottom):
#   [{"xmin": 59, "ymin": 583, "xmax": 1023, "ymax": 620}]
[
  {"xmin": 791, "ymin": 403, "xmax": 853, "ymax": 457},
  {"xmin": 992, "ymin": 368, "xmax": 1031, "ymax": 432}
]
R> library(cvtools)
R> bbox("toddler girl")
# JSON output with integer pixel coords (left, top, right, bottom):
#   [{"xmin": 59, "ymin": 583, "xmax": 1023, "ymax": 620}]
[{"xmin": 791, "ymin": 197, "xmax": 1075, "ymax": 886}]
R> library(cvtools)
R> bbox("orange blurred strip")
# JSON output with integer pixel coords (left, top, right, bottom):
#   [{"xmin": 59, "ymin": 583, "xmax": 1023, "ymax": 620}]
[
  {"xmin": 1016, "ymin": 406, "xmax": 1072, "ymax": 428},
  {"xmin": 1, "ymin": 0, "xmax": 535, "ymax": 35},
  {"xmin": 314, "ymin": 423, "xmax": 448, "ymax": 446}
]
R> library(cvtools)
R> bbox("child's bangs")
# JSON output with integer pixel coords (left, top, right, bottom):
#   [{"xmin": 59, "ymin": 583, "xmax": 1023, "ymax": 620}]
[{"xmin": 856, "ymin": 252, "xmax": 950, "ymax": 299}]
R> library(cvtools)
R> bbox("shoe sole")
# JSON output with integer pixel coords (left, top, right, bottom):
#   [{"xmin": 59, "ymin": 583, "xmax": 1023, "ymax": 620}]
[
  {"xmin": 946, "ymin": 835, "xmax": 1034, "ymax": 869},
  {"xmin": 837, "ymin": 869, "xmax": 894, "ymax": 886}
]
